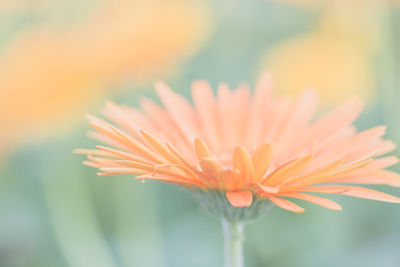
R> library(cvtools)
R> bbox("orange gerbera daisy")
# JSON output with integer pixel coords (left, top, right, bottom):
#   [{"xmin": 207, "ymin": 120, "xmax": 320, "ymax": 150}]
[{"xmin": 76, "ymin": 72, "xmax": 400, "ymax": 215}]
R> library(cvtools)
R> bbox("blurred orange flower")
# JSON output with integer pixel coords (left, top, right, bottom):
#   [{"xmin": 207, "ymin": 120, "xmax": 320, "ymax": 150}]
[
  {"xmin": 77, "ymin": 72, "xmax": 400, "ymax": 213},
  {"xmin": 263, "ymin": 2, "xmax": 382, "ymax": 106},
  {"xmin": 0, "ymin": 0, "xmax": 211, "ymax": 157}
]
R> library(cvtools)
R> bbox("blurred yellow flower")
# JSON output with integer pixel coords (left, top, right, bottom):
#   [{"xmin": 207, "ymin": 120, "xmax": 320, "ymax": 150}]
[
  {"xmin": 0, "ymin": 0, "xmax": 211, "ymax": 158},
  {"xmin": 277, "ymin": 0, "xmax": 396, "ymax": 7},
  {"xmin": 264, "ymin": 38, "xmax": 373, "ymax": 106},
  {"xmin": 263, "ymin": 2, "xmax": 383, "ymax": 106}
]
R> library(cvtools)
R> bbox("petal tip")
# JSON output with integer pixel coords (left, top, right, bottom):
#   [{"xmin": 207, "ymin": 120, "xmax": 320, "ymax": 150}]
[
  {"xmin": 295, "ymin": 208, "xmax": 305, "ymax": 213},
  {"xmin": 226, "ymin": 191, "xmax": 253, "ymax": 207}
]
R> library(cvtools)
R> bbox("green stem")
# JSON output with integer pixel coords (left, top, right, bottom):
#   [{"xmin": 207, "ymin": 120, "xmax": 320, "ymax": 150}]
[{"xmin": 221, "ymin": 218, "xmax": 245, "ymax": 267}]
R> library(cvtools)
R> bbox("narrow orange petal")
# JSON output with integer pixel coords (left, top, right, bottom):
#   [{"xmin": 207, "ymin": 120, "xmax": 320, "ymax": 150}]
[
  {"xmin": 100, "ymin": 123, "xmax": 163, "ymax": 163},
  {"xmin": 333, "ymin": 170, "xmax": 400, "ymax": 187},
  {"xmin": 140, "ymin": 130, "xmax": 180, "ymax": 164},
  {"xmin": 221, "ymin": 169, "xmax": 243, "ymax": 191},
  {"xmin": 99, "ymin": 167, "xmax": 148, "ymax": 175},
  {"xmin": 83, "ymin": 161, "xmax": 102, "ymax": 168},
  {"xmin": 252, "ymin": 183, "xmax": 279, "ymax": 194},
  {"xmin": 87, "ymin": 115, "xmax": 134, "ymax": 150},
  {"xmin": 87, "ymin": 130, "xmax": 126, "ymax": 151},
  {"xmin": 349, "ymin": 156, "xmax": 399, "ymax": 175},
  {"xmin": 199, "ymin": 158, "xmax": 223, "ymax": 186},
  {"xmin": 261, "ymin": 99, "xmax": 291, "ymax": 145},
  {"xmin": 154, "ymin": 81, "xmax": 199, "ymax": 144},
  {"xmin": 376, "ymin": 140, "xmax": 397, "ymax": 156},
  {"xmin": 252, "ymin": 144, "xmax": 272, "ymax": 182},
  {"xmin": 216, "ymin": 82, "xmax": 234, "ymax": 150},
  {"xmin": 102, "ymin": 102, "xmax": 151, "ymax": 142},
  {"xmin": 230, "ymin": 85, "xmax": 250, "ymax": 146},
  {"xmin": 269, "ymin": 196, "xmax": 304, "ymax": 213},
  {"xmin": 244, "ymin": 72, "xmax": 271, "ymax": 148},
  {"xmin": 308, "ymin": 100, "xmax": 364, "ymax": 147},
  {"xmin": 116, "ymin": 160, "xmax": 155, "ymax": 172},
  {"xmin": 273, "ymin": 90, "xmax": 316, "ymax": 161},
  {"xmin": 166, "ymin": 142, "xmax": 201, "ymax": 175},
  {"xmin": 86, "ymin": 155, "xmax": 120, "ymax": 168},
  {"xmin": 73, "ymin": 148, "xmax": 116, "ymax": 158},
  {"xmin": 263, "ymin": 155, "xmax": 313, "ymax": 186},
  {"xmin": 226, "ymin": 191, "xmax": 253, "ymax": 207},
  {"xmin": 282, "ymin": 158, "xmax": 344, "ymax": 190},
  {"xmin": 280, "ymin": 193, "xmax": 342, "ymax": 210},
  {"xmin": 191, "ymin": 80, "xmax": 220, "ymax": 152},
  {"xmin": 313, "ymin": 158, "xmax": 372, "ymax": 184},
  {"xmin": 136, "ymin": 174, "xmax": 203, "ymax": 187},
  {"xmin": 302, "ymin": 186, "xmax": 400, "ymax": 203},
  {"xmin": 153, "ymin": 164, "xmax": 205, "ymax": 185},
  {"xmin": 194, "ymin": 138, "xmax": 212, "ymax": 160},
  {"xmin": 96, "ymin": 145, "xmax": 154, "ymax": 165},
  {"xmin": 97, "ymin": 172, "xmax": 120, "ymax": 176},
  {"xmin": 140, "ymin": 98, "xmax": 191, "ymax": 149},
  {"xmin": 312, "ymin": 126, "xmax": 387, "ymax": 165},
  {"xmin": 233, "ymin": 146, "xmax": 254, "ymax": 184}
]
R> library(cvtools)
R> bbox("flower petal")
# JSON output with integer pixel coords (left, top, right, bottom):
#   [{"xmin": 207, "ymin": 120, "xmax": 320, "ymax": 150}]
[
  {"xmin": 252, "ymin": 183, "xmax": 279, "ymax": 194},
  {"xmin": 263, "ymin": 155, "xmax": 313, "ymax": 186},
  {"xmin": 194, "ymin": 137, "xmax": 212, "ymax": 160},
  {"xmin": 96, "ymin": 145, "xmax": 153, "ymax": 165},
  {"xmin": 244, "ymin": 72, "xmax": 272, "ymax": 148},
  {"xmin": 280, "ymin": 192, "xmax": 342, "ymax": 210},
  {"xmin": 155, "ymin": 81, "xmax": 199, "ymax": 144},
  {"xmin": 333, "ymin": 170, "xmax": 400, "ymax": 187},
  {"xmin": 282, "ymin": 158, "xmax": 344, "ymax": 189},
  {"xmin": 269, "ymin": 196, "xmax": 304, "ymax": 213},
  {"xmin": 217, "ymin": 83, "xmax": 235, "ymax": 150},
  {"xmin": 226, "ymin": 191, "xmax": 253, "ymax": 207},
  {"xmin": 233, "ymin": 146, "xmax": 254, "ymax": 184},
  {"xmin": 99, "ymin": 167, "xmax": 148, "ymax": 175},
  {"xmin": 199, "ymin": 158, "xmax": 223, "ymax": 186},
  {"xmin": 191, "ymin": 80, "xmax": 220, "ymax": 152},
  {"xmin": 166, "ymin": 142, "xmax": 201, "ymax": 175},
  {"xmin": 136, "ymin": 174, "xmax": 203, "ymax": 187},
  {"xmin": 274, "ymin": 89, "xmax": 316, "ymax": 161},
  {"xmin": 302, "ymin": 186, "xmax": 400, "ymax": 203},
  {"xmin": 348, "ymin": 156, "xmax": 399, "ymax": 175},
  {"xmin": 308, "ymin": 99, "xmax": 364, "ymax": 147},
  {"xmin": 252, "ymin": 144, "xmax": 272, "ymax": 182},
  {"xmin": 140, "ymin": 130, "xmax": 180, "ymax": 163}
]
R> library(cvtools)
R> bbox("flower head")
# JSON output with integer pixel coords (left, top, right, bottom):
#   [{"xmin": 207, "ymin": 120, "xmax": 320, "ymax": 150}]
[{"xmin": 76, "ymin": 72, "xmax": 400, "ymax": 214}]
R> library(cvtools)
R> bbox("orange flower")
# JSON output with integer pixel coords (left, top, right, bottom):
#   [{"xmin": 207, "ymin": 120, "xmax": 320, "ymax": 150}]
[
  {"xmin": 0, "ymin": 0, "xmax": 210, "ymax": 158},
  {"xmin": 76, "ymin": 72, "xmax": 400, "ymax": 213}
]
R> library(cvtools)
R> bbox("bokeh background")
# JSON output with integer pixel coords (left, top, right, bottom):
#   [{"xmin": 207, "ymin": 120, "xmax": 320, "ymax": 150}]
[{"xmin": 1, "ymin": 0, "xmax": 400, "ymax": 266}]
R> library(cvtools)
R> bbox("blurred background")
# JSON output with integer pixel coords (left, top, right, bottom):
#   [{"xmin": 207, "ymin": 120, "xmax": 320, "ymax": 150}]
[{"xmin": 1, "ymin": 0, "xmax": 400, "ymax": 266}]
